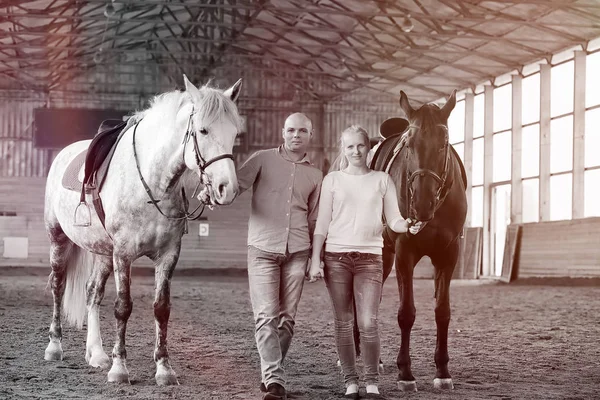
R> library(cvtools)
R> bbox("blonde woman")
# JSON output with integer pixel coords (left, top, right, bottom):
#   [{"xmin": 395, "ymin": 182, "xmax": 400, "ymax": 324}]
[{"xmin": 308, "ymin": 125, "xmax": 421, "ymax": 399}]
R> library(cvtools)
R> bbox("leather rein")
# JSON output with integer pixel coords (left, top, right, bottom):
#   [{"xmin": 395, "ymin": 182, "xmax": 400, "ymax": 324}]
[{"xmin": 132, "ymin": 108, "xmax": 234, "ymax": 221}]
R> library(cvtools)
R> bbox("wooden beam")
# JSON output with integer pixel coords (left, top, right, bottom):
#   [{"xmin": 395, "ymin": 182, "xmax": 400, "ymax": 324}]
[
  {"xmin": 0, "ymin": 11, "xmax": 589, "ymax": 44},
  {"xmin": 482, "ymin": 85, "xmax": 494, "ymax": 276},
  {"xmin": 464, "ymin": 92, "xmax": 474, "ymax": 228},
  {"xmin": 539, "ymin": 63, "xmax": 551, "ymax": 221},
  {"xmin": 572, "ymin": 50, "xmax": 586, "ymax": 219},
  {"xmin": 511, "ymin": 74, "xmax": 523, "ymax": 224}
]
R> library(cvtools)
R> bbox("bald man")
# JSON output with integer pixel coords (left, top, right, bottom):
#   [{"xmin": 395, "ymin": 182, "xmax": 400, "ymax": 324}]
[{"xmin": 237, "ymin": 113, "xmax": 323, "ymax": 400}]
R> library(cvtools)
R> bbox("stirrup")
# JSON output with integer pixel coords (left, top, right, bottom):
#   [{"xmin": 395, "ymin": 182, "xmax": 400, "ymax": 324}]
[{"xmin": 73, "ymin": 201, "xmax": 91, "ymax": 227}]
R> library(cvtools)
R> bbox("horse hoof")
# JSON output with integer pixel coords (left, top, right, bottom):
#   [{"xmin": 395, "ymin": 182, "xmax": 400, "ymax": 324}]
[
  {"xmin": 433, "ymin": 378, "xmax": 454, "ymax": 389},
  {"xmin": 397, "ymin": 380, "xmax": 418, "ymax": 392},
  {"xmin": 156, "ymin": 372, "xmax": 179, "ymax": 386},
  {"xmin": 87, "ymin": 352, "xmax": 111, "ymax": 369},
  {"xmin": 107, "ymin": 362, "xmax": 130, "ymax": 384},
  {"xmin": 155, "ymin": 361, "xmax": 179, "ymax": 386},
  {"xmin": 44, "ymin": 341, "xmax": 63, "ymax": 361},
  {"xmin": 107, "ymin": 370, "xmax": 130, "ymax": 384}
]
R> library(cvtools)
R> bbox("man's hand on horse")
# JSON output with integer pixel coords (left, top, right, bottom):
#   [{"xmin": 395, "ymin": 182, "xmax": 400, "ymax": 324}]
[{"xmin": 197, "ymin": 186, "xmax": 217, "ymax": 209}]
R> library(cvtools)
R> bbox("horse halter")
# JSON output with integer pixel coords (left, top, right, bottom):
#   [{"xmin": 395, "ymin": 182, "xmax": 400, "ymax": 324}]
[
  {"xmin": 132, "ymin": 107, "xmax": 234, "ymax": 222},
  {"xmin": 406, "ymin": 124, "xmax": 451, "ymax": 216}
]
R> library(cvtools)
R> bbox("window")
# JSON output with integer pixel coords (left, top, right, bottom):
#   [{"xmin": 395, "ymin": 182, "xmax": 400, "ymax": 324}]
[
  {"xmin": 471, "ymin": 186, "xmax": 483, "ymax": 227},
  {"xmin": 521, "ymin": 124, "xmax": 540, "ymax": 178},
  {"xmin": 493, "ymin": 84, "xmax": 512, "ymax": 132},
  {"xmin": 550, "ymin": 173, "xmax": 572, "ymax": 221},
  {"xmin": 474, "ymin": 94, "xmax": 485, "ymax": 138},
  {"xmin": 550, "ymin": 115, "xmax": 573, "ymax": 174},
  {"xmin": 522, "ymin": 178, "xmax": 539, "ymax": 223},
  {"xmin": 522, "ymin": 73, "xmax": 540, "ymax": 125},
  {"xmin": 493, "ymin": 131, "xmax": 511, "ymax": 182},
  {"xmin": 586, "ymin": 52, "xmax": 600, "ymax": 108},
  {"xmin": 551, "ymin": 61, "xmax": 574, "ymax": 117},
  {"xmin": 584, "ymin": 169, "xmax": 600, "ymax": 217},
  {"xmin": 448, "ymin": 100, "xmax": 465, "ymax": 144},
  {"xmin": 585, "ymin": 108, "xmax": 600, "ymax": 168},
  {"xmin": 472, "ymin": 137, "xmax": 484, "ymax": 186}
]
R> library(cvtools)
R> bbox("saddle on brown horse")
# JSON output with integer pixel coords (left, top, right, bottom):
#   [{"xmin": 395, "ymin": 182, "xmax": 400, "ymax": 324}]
[{"xmin": 370, "ymin": 117, "xmax": 467, "ymax": 188}]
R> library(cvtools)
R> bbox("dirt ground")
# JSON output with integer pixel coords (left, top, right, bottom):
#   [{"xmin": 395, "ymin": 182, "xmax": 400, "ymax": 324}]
[{"xmin": 0, "ymin": 271, "xmax": 598, "ymax": 400}]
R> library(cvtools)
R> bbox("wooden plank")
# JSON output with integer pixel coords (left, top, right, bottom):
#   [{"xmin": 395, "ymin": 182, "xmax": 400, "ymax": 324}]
[
  {"xmin": 499, "ymin": 224, "xmax": 521, "ymax": 283},
  {"xmin": 453, "ymin": 227, "xmax": 482, "ymax": 279}
]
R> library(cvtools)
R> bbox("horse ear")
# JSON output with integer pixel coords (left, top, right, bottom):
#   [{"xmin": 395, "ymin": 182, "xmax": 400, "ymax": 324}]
[
  {"xmin": 183, "ymin": 74, "xmax": 201, "ymax": 97},
  {"xmin": 399, "ymin": 90, "xmax": 414, "ymax": 120},
  {"xmin": 440, "ymin": 89, "xmax": 457, "ymax": 121},
  {"xmin": 224, "ymin": 79, "xmax": 242, "ymax": 103}
]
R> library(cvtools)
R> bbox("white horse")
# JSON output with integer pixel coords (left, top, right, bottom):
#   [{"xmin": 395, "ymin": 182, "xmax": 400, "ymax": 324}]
[{"xmin": 43, "ymin": 75, "xmax": 243, "ymax": 385}]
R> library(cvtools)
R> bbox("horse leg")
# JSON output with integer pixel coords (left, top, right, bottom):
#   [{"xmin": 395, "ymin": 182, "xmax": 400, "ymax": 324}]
[
  {"xmin": 107, "ymin": 254, "xmax": 133, "ymax": 384},
  {"xmin": 152, "ymin": 246, "xmax": 181, "ymax": 386},
  {"xmin": 395, "ymin": 241, "xmax": 419, "ymax": 392},
  {"xmin": 431, "ymin": 240, "xmax": 459, "ymax": 390},
  {"xmin": 44, "ymin": 226, "xmax": 74, "ymax": 361},
  {"xmin": 382, "ymin": 244, "xmax": 395, "ymax": 283},
  {"xmin": 85, "ymin": 254, "xmax": 112, "ymax": 369}
]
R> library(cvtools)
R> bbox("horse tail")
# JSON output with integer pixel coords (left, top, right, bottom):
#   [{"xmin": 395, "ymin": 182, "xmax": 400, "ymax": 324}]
[{"xmin": 62, "ymin": 245, "xmax": 95, "ymax": 329}]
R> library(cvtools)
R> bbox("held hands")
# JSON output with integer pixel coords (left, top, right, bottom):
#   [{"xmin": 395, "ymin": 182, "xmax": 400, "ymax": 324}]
[{"xmin": 307, "ymin": 258, "xmax": 324, "ymax": 283}]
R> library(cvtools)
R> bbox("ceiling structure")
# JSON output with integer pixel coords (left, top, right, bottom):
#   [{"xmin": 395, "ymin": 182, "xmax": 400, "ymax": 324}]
[{"xmin": 1, "ymin": 0, "xmax": 600, "ymax": 104}]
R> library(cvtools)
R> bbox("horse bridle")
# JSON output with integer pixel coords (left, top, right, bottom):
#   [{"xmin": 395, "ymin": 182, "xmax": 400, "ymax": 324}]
[
  {"xmin": 406, "ymin": 124, "xmax": 451, "ymax": 219},
  {"xmin": 181, "ymin": 109, "xmax": 235, "ymax": 180},
  {"xmin": 132, "ymin": 107, "xmax": 234, "ymax": 221}
]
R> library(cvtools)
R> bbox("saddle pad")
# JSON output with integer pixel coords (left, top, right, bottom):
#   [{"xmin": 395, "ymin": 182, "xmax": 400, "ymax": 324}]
[
  {"xmin": 62, "ymin": 149, "xmax": 87, "ymax": 192},
  {"xmin": 369, "ymin": 132, "xmax": 406, "ymax": 172}
]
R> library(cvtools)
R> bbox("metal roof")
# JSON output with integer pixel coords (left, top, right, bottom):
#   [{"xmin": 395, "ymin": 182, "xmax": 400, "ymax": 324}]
[{"xmin": 1, "ymin": 0, "xmax": 600, "ymax": 104}]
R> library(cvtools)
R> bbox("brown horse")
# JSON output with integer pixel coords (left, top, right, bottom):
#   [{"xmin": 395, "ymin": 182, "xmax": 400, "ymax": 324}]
[{"xmin": 370, "ymin": 90, "xmax": 467, "ymax": 391}]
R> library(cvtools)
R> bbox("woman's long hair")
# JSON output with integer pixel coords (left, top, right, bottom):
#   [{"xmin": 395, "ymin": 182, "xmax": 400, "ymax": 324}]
[{"xmin": 329, "ymin": 125, "xmax": 371, "ymax": 173}]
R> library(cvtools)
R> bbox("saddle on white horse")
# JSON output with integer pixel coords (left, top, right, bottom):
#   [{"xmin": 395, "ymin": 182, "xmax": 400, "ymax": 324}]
[{"xmin": 62, "ymin": 118, "xmax": 134, "ymax": 228}]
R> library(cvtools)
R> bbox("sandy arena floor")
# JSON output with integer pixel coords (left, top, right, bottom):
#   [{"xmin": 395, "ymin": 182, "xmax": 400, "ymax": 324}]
[{"xmin": 0, "ymin": 272, "xmax": 598, "ymax": 399}]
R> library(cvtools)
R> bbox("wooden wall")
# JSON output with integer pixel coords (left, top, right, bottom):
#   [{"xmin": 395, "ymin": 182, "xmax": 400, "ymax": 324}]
[
  {"xmin": 517, "ymin": 218, "xmax": 600, "ymax": 278},
  {"xmin": 0, "ymin": 177, "xmax": 49, "ymax": 266},
  {"xmin": 0, "ymin": 176, "xmax": 251, "ymax": 270},
  {"xmin": 3, "ymin": 175, "xmax": 599, "ymax": 279}
]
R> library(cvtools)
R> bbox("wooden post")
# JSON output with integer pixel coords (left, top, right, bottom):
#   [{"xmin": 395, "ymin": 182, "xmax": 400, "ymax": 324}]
[
  {"xmin": 464, "ymin": 92, "xmax": 474, "ymax": 228},
  {"xmin": 511, "ymin": 75, "xmax": 523, "ymax": 224},
  {"xmin": 482, "ymin": 85, "xmax": 494, "ymax": 276},
  {"xmin": 573, "ymin": 51, "xmax": 586, "ymax": 219},
  {"xmin": 539, "ymin": 64, "xmax": 551, "ymax": 221}
]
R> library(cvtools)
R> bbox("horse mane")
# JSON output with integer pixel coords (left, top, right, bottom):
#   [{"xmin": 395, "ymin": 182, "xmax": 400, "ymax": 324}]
[{"xmin": 131, "ymin": 84, "xmax": 243, "ymax": 133}]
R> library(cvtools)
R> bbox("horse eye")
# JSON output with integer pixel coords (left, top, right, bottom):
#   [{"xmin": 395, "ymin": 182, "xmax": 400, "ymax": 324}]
[{"xmin": 199, "ymin": 128, "xmax": 208, "ymax": 135}]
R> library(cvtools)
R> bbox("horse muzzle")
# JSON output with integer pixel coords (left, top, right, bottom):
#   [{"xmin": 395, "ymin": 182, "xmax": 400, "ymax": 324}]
[
  {"xmin": 410, "ymin": 201, "xmax": 435, "ymax": 223},
  {"xmin": 211, "ymin": 180, "xmax": 238, "ymax": 205}
]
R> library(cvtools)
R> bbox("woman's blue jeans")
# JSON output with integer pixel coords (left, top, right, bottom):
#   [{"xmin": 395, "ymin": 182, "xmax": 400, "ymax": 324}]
[{"xmin": 323, "ymin": 251, "xmax": 383, "ymax": 386}]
